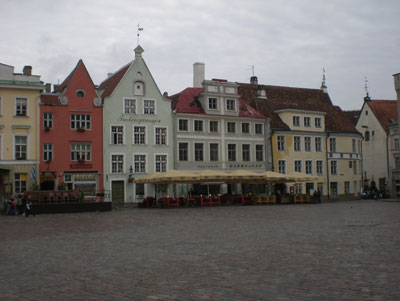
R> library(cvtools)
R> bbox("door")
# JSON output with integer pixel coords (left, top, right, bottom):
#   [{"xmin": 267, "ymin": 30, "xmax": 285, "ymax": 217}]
[
  {"xmin": 111, "ymin": 181, "xmax": 125, "ymax": 203},
  {"xmin": 330, "ymin": 182, "xmax": 338, "ymax": 199}
]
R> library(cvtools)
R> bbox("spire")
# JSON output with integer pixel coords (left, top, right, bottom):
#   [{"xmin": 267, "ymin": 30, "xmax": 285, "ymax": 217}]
[
  {"xmin": 320, "ymin": 67, "xmax": 327, "ymax": 93},
  {"xmin": 364, "ymin": 77, "xmax": 371, "ymax": 102},
  {"xmin": 137, "ymin": 24, "xmax": 144, "ymax": 46},
  {"xmin": 134, "ymin": 45, "xmax": 144, "ymax": 58}
]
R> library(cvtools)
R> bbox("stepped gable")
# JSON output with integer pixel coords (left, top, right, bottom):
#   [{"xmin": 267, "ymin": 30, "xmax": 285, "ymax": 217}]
[
  {"xmin": 367, "ymin": 100, "xmax": 398, "ymax": 131},
  {"xmin": 238, "ymin": 83, "xmax": 359, "ymax": 133},
  {"xmin": 99, "ymin": 63, "xmax": 130, "ymax": 99},
  {"xmin": 170, "ymin": 87, "xmax": 267, "ymax": 119}
]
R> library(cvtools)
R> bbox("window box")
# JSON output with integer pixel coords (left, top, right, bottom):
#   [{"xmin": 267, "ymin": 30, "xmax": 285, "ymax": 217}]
[
  {"xmin": 77, "ymin": 127, "xmax": 85, "ymax": 132},
  {"xmin": 44, "ymin": 126, "xmax": 51, "ymax": 132},
  {"xmin": 78, "ymin": 159, "xmax": 85, "ymax": 163}
]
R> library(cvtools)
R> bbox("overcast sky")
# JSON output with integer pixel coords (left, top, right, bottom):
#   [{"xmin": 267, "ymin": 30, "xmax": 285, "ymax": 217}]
[{"xmin": 1, "ymin": 0, "xmax": 399, "ymax": 110}]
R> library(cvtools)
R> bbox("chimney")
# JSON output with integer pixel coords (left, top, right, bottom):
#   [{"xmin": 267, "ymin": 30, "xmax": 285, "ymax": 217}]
[
  {"xmin": 193, "ymin": 62, "xmax": 205, "ymax": 88},
  {"xmin": 250, "ymin": 76, "xmax": 258, "ymax": 85},
  {"xmin": 45, "ymin": 83, "xmax": 51, "ymax": 93},
  {"xmin": 23, "ymin": 65, "xmax": 32, "ymax": 76},
  {"xmin": 163, "ymin": 91, "xmax": 168, "ymax": 98},
  {"xmin": 53, "ymin": 84, "xmax": 59, "ymax": 92}
]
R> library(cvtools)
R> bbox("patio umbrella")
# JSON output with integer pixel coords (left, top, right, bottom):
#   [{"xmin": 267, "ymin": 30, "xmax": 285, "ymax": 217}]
[
  {"xmin": 151, "ymin": 169, "xmax": 200, "ymax": 184},
  {"xmin": 260, "ymin": 171, "xmax": 289, "ymax": 183},
  {"xmin": 227, "ymin": 169, "xmax": 264, "ymax": 182},
  {"xmin": 197, "ymin": 170, "xmax": 233, "ymax": 182},
  {"xmin": 134, "ymin": 172, "xmax": 161, "ymax": 184}
]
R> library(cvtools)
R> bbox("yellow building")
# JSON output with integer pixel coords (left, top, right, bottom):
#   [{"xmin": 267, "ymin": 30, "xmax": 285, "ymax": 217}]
[
  {"xmin": 239, "ymin": 79, "xmax": 362, "ymax": 200},
  {"xmin": 0, "ymin": 64, "xmax": 44, "ymax": 205}
]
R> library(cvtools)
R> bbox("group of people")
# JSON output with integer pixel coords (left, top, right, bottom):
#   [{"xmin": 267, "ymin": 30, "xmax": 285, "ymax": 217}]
[{"xmin": 5, "ymin": 194, "xmax": 35, "ymax": 217}]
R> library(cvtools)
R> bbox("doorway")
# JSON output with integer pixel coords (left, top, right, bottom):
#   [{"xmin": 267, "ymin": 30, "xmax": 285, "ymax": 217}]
[{"xmin": 111, "ymin": 181, "xmax": 125, "ymax": 203}]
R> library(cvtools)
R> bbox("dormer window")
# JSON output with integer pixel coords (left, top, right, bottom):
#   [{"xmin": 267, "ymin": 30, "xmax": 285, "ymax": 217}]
[
  {"xmin": 76, "ymin": 90, "xmax": 85, "ymax": 97},
  {"xmin": 293, "ymin": 116, "xmax": 300, "ymax": 127},
  {"xmin": 134, "ymin": 81, "xmax": 144, "ymax": 96},
  {"xmin": 226, "ymin": 99, "xmax": 235, "ymax": 111},
  {"xmin": 315, "ymin": 117, "xmax": 322, "ymax": 128},
  {"xmin": 208, "ymin": 98, "xmax": 217, "ymax": 110}
]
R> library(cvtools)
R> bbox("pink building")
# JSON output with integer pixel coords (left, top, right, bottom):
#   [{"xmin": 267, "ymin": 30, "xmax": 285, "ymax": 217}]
[{"xmin": 39, "ymin": 60, "xmax": 103, "ymax": 197}]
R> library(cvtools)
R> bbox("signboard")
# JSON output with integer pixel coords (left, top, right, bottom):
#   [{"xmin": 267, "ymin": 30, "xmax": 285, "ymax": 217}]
[{"xmin": 31, "ymin": 166, "xmax": 36, "ymax": 181}]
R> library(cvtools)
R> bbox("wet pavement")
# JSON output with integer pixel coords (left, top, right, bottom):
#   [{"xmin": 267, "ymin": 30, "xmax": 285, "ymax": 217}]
[{"xmin": 1, "ymin": 199, "xmax": 399, "ymax": 300}]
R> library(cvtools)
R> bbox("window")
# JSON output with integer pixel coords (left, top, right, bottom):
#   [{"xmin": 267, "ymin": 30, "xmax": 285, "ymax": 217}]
[
  {"xmin": 71, "ymin": 144, "xmax": 91, "ymax": 161},
  {"xmin": 144, "ymin": 100, "xmax": 155, "ymax": 115},
  {"xmin": 366, "ymin": 110, "xmax": 368, "ymax": 115},
  {"xmin": 194, "ymin": 143, "xmax": 204, "ymax": 161},
  {"xmin": 15, "ymin": 136, "xmax": 27, "ymax": 160},
  {"xmin": 255, "ymin": 124, "xmax": 263, "ymax": 135},
  {"xmin": 345, "ymin": 181, "xmax": 350, "ymax": 194},
  {"xmin": 208, "ymin": 98, "xmax": 217, "ymax": 110},
  {"xmin": 43, "ymin": 113, "xmax": 53, "ymax": 129},
  {"xmin": 14, "ymin": 173, "xmax": 26, "ymax": 193},
  {"xmin": 316, "ymin": 160, "xmax": 323, "ymax": 176},
  {"xmin": 329, "ymin": 138, "xmax": 336, "ymax": 152},
  {"xmin": 294, "ymin": 136, "xmax": 301, "ymax": 152},
  {"xmin": 210, "ymin": 143, "xmax": 219, "ymax": 161},
  {"xmin": 226, "ymin": 99, "xmax": 235, "ymax": 111},
  {"xmin": 296, "ymin": 184, "xmax": 302, "ymax": 195},
  {"xmin": 365, "ymin": 131, "xmax": 370, "ymax": 141},
  {"xmin": 304, "ymin": 117, "xmax": 311, "ymax": 127},
  {"xmin": 209, "ymin": 121, "xmax": 218, "ymax": 133},
  {"xmin": 293, "ymin": 116, "xmax": 300, "ymax": 127},
  {"xmin": 315, "ymin": 137, "xmax": 322, "ymax": 152},
  {"xmin": 133, "ymin": 126, "xmax": 146, "ymax": 144},
  {"xmin": 76, "ymin": 90, "xmax": 85, "ymax": 97},
  {"xmin": 178, "ymin": 143, "xmax": 188, "ymax": 161},
  {"xmin": 395, "ymin": 157, "xmax": 400, "ymax": 169},
  {"xmin": 305, "ymin": 160, "xmax": 312, "ymax": 174},
  {"xmin": 228, "ymin": 144, "xmax": 236, "ymax": 161},
  {"xmin": 134, "ymin": 155, "xmax": 146, "ymax": 173},
  {"xmin": 256, "ymin": 145, "xmax": 264, "ymax": 161},
  {"xmin": 111, "ymin": 126, "xmax": 124, "ymax": 144},
  {"xmin": 43, "ymin": 143, "xmax": 53, "ymax": 161},
  {"xmin": 178, "ymin": 119, "xmax": 188, "ymax": 132},
  {"xmin": 70, "ymin": 114, "xmax": 91, "ymax": 130},
  {"xmin": 111, "ymin": 155, "xmax": 124, "ymax": 173},
  {"xmin": 124, "ymin": 99, "xmax": 136, "ymax": 114},
  {"xmin": 15, "ymin": 97, "xmax": 27, "ymax": 116},
  {"xmin": 136, "ymin": 184, "xmax": 144, "ymax": 197},
  {"xmin": 155, "ymin": 127, "xmax": 167, "ymax": 145},
  {"xmin": 304, "ymin": 137, "xmax": 312, "ymax": 152},
  {"xmin": 133, "ymin": 82, "xmax": 144, "ymax": 96},
  {"xmin": 242, "ymin": 123, "xmax": 250, "ymax": 134},
  {"xmin": 352, "ymin": 139, "xmax": 356, "ymax": 152},
  {"xmin": 278, "ymin": 160, "xmax": 286, "ymax": 174},
  {"xmin": 194, "ymin": 120, "xmax": 203, "ymax": 132},
  {"xmin": 277, "ymin": 136, "xmax": 285, "ymax": 151},
  {"xmin": 227, "ymin": 122, "xmax": 236, "ymax": 133},
  {"xmin": 395, "ymin": 138, "xmax": 400, "ymax": 150},
  {"xmin": 315, "ymin": 117, "xmax": 322, "ymax": 128},
  {"xmin": 330, "ymin": 161, "xmax": 337, "ymax": 175},
  {"xmin": 155, "ymin": 155, "xmax": 167, "ymax": 172},
  {"xmin": 242, "ymin": 144, "xmax": 250, "ymax": 161},
  {"xmin": 353, "ymin": 160, "xmax": 357, "ymax": 175},
  {"xmin": 294, "ymin": 160, "xmax": 302, "ymax": 172},
  {"xmin": 0, "ymin": 96, "xmax": 2, "ymax": 115}
]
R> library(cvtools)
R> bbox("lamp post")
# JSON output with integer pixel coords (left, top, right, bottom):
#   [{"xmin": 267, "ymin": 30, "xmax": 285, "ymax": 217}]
[{"xmin": 128, "ymin": 165, "xmax": 134, "ymax": 182}]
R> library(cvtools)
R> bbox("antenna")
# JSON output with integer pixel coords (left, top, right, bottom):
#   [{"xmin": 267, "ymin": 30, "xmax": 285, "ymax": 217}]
[
  {"xmin": 248, "ymin": 65, "xmax": 255, "ymax": 76},
  {"xmin": 137, "ymin": 24, "xmax": 144, "ymax": 45}
]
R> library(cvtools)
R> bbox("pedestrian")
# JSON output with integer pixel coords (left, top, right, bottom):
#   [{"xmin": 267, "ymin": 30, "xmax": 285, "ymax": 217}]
[
  {"xmin": 21, "ymin": 194, "xmax": 27, "ymax": 216},
  {"xmin": 316, "ymin": 189, "xmax": 321, "ymax": 203},
  {"xmin": 6, "ymin": 197, "xmax": 15, "ymax": 216},
  {"xmin": 313, "ymin": 190, "xmax": 317, "ymax": 203},
  {"xmin": 25, "ymin": 200, "xmax": 35, "ymax": 217}
]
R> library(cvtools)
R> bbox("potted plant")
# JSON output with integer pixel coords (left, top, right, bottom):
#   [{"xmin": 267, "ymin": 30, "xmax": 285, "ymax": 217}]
[{"xmin": 44, "ymin": 126, "xmax": 51, "ymax": 132}]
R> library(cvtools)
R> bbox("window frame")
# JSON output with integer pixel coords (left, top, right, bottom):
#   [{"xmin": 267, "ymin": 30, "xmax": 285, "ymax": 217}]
[
  {"xmin": 133, "ymin": 125, "xmax": 146, "ymax": 145},
  {"xmin": 178, "ymin": 142, "xmax": 189, "ymax": 161},
  {"xmin": 143, "ymin": 99, "xmax": 156, "ymax": 115},
  {"xmin": 209, "ymin": 120, "xmax": 219, "ymax": 133},
  {"xmin": 178, "ymin": 119, "xmax": 189, "ymax": 132},
  {"xmin": 315, "ymin": 117, "xmax": 322, "ymax": 128},
  {"xmin": 43, "ymin": 112, "xmax": 53, "ymax": 129},
  {"xmin": 277, "ymin": 135, "xmax": 285, "ymax": 151},
  {"xmin": 123, "ymin": 98, "xmax": 136, "ymax": 114},
  {"xmin": 226, "ymin": 99, "xmax": 236, "ymax": 111},
  {"xmin": 227, "ymin": 122, "xmax": 236, "ymax": 134},
  {"xmin": 304, "ymin": 117, "xmax": 311, "ymax": 127},
  {"xmin": 43, "ymin": 143, "xmax": 53, "ymax": 161},
  {"xmin": 193, "ymin": 120, "xmax": 204, "ymax": 133},
  {"xmin": 133, "ymin": 153, "xmax": 147, "ymax": 173},
  {"xmin": 256, "ymin": 144, "xmax": 264, "ymax": 162},
  {"xmin": 111, "ymin": 153, "xmax": 125, "ymax": 174},
  {"xmin": 293, "ymin": 116, "xmax": 300, "ymax": 127},
  {"xmin": 209, "ymin": 143, "xmax": 219, "ymax": 161},
  {"xmin": 208, "ymin": 97, "xmax": 218, "ymax": 110},
  {"xmin": 70, "ymin": 113, "xmax": 91, "ymax": 130},
  {"xmin": 70, "ymin": 144, "xmax": 91, "ymax": 161},
  {"xmin": 294, "ymin": 160, "xmax": 302, "ymax": 173},
  {"xmin": 255, "ymin": 123, "xmax": 263, "ymax": 135},
  {"xmin": 242, "ymin": 144, "xmax": 251, "ymax": 162},
  {"xmin": 304, "ymin": 137, "xmax": 312, "ymax": 152},
  {"xmin": 15, "ymin": 97, "xmax": 27, "ymax": 117},
  {"xmin": 294, "ymin": 136, "xmax": 301, "ymax": 152},
  {"xmin": 154, "ymin": 154, "xmax": 168, "ymax": 172},
  {"xmin": 194, "ymin": 142, "xmax": 204, "ymax": 162},
  {"xmin": 278, "ymin": 160, "xmax": 286, "ymax": 174},
  {"xmin": 227, "ymin": 144, "xmax": 236, "ymax": 162},
  {"xmin": 110, "ymin": 125, "xmax": 125, "ymax": 145},
  {"xmin": 14, "ymin": 135, "xmax": 28, "ymax": 160}
]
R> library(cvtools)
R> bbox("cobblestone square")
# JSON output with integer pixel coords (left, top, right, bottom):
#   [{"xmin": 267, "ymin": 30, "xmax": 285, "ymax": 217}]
[{"xmin": 1, "ymin": 200, "xmax": 399, "ymax": 300}]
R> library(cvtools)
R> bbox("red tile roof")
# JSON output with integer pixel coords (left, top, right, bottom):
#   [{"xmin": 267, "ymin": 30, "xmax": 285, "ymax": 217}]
[
  {"xmin": 170, "ymin": 87, "xmax": 267, "ymax": 119},
  {"xmin": 99, "ymin": 63, "xmax": 130, "ymax": 99},
  {"xmin": 41, "ymin": 94, "xmax": 61, "ymax": 105},
  {"xmin": 238, "ymin": 83, "xmax": 359, "ymax": 133},
  {"xmin": 367, "ymin": 100, "xmax": 398, "ymax": 131},
  {"xmin": 342, "ymin": 110, "xmax": 361, "ymax": 126}
]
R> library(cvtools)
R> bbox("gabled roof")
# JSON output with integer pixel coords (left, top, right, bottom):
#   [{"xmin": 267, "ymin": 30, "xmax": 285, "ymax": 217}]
[
  {"xmin": 98, "ymin": 63, "xmax": 130, "ymax": 99},
  {"xmin": 55, "ymin": 59, "xmax": 95, "ymax": 93},
  {"xmin": 170, "ymin": 87, "xmax": 267, "ymax": 119},
  {"xmin": 342, "ymin": 110, "xmax": 361, "ymax": 126},
  {"xmin": 238, "ymin": 83, "xmax": 359, "ymax": 133},
  {"xmin": 367, "ymin": 100, "xmax": 398, "ymax": 131}
]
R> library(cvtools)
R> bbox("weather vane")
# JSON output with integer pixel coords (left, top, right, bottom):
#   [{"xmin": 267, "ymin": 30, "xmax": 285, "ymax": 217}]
[
  {"xmin": 364, "ymin": 77, "xmax": 369, "ymax": 97},
  {"xmin": 248, "ymin": 65, "xmax": 255, "ymax": 76},
  {"xmin": 137, "ymin": 24, "xmax": 144, "ymax": 45},
  {"xmin": 322, "ymin": 67, "xmax": 326, "ymax": 85}
]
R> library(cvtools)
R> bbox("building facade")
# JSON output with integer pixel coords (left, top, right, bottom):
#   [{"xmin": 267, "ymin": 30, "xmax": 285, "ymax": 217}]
[
  {"xmin": 170, "ymin": 64, "xmax": 270, "ymax": 196},
  {"xmin": 355, "ymin": 98, "xmax": 397, "ymax": 193},
  {"xmin": 99, "ymin": 46, "xmax": 173, "ymax": 203},
  {"xmin": 239, "ymin": 79, "xmax": 362, "ymax": 200},
  {"xmin": 0, "ymin": 63, "xmax": 44, "ymax": 206},
  {"xmin": 39, "ymin": 60, "xmax": 103, "ymax": 197}
]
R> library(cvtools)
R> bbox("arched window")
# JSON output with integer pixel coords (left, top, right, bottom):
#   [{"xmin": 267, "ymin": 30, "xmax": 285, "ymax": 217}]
[
  {"xmin": 76, "ymin": 89, "xmax": 85, "ymax": 97},
  {"xmin": 133, "ymin": 81, "xmax": 144, "ymax": 96}
]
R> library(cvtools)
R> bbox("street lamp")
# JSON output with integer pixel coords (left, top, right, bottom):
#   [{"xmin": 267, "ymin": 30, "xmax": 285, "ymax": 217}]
[{"xmin": 128, "ymin": 165, "xmax": 134, "ymax": 182}]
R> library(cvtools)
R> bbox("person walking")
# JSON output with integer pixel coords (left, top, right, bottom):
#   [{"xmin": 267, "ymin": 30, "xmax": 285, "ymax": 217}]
[
  {"xmin": 6, "ymin": 197, "xmax": 15, "ymax": 215},
  {"xmin": 25, "ymin": 200, "xmax": 35, "ymax": 217}
]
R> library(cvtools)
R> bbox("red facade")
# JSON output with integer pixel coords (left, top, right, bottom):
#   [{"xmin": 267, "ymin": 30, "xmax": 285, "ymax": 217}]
[{"xmin": 39, "ymin": 60, "xmax": 103, "ymax": 196}]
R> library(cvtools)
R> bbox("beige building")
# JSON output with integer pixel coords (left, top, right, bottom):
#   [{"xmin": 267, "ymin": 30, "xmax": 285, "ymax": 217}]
[
  {"xmin": 0, "ymin": 63, "xmax": 44, "ymax": 206},
  {"xmin": 239, "ymin": 78, "xmax": 362, "ymax": 200}
]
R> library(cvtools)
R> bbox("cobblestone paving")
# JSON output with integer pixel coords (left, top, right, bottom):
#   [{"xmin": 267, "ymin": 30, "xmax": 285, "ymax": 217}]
[{"xmin": 1, "ymin": 199, "xmax": 400, "ymax": 300}]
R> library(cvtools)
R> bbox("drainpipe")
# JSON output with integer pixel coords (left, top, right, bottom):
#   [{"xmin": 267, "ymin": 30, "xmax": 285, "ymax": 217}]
[
  {"xmin": 386, "ymin": 131, "xmax": 390, "ymax": 193},
  {"xmin": 326, "ymin": 133, "xmax": 330, "ymax": 199}
]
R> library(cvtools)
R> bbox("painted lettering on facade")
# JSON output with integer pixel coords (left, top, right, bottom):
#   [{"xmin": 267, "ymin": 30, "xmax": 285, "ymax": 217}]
[{"xmin": 117, "ymin": 114, "xmax": 161, "ymax": 124}]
